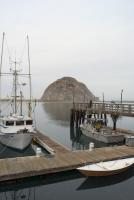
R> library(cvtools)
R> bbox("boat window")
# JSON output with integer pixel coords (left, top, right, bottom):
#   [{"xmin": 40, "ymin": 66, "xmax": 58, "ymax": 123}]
[
  {"xmin": 26, "ymin": 120, "xmax": 33, "ymax": 125},
  {"xmin": 16, "ymin": 121, "xmax": 24, "ymax": 126},
  {"xmin": 6, "ymin": 121, "xmax": 14, "ymax": 126}
]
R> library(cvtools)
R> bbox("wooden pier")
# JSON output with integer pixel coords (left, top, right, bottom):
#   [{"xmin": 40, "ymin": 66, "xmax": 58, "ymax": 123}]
[
  {"xmin": 0, "ymin": 130, "xmax": 134, "ymax": 182},
  {"xmin": 73, "ymin": 102, "xmax": 134, "ymax": 117},
  {"xmin": 70, "ymin": 102, "xmax": 134, "ymax": 130}
]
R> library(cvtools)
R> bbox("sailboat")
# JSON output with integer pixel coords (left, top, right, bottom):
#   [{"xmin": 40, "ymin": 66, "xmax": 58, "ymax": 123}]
[
  {"xmin": 0, "ymin": 33, "xmax": 35, "ymax": 150},
  {"xmin": 77, "ymin": 157, "xmax": 134, "ymax": 176}
]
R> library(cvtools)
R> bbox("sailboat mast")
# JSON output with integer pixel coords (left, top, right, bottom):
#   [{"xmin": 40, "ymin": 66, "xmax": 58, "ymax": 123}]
[
  {"xmin": 14, "ymin": 60, "xmax": 17, "ymax": 114},
  {"xmin": 27, "ymin": 35, "xmax": 32, "ymax": 117},
  {"xmin": 0, "ymin": 32, "xmax": 4, "ymax": 74},
  {"xmin": 20, "ymin": 91, "xmax": 23, "ymax": 116},
  {"xmin": 0, "ymin": 32, "xmax": 5, "ymax": 117}
]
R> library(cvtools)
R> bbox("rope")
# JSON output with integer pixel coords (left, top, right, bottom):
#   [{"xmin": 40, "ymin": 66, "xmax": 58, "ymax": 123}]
[
  {"xmin": 5, "ymin": 35, "xmax": 11, "ymax": 63},
  {"xmin": 19, "ymin": 37, "xmax": 27, "ymax": 64}
]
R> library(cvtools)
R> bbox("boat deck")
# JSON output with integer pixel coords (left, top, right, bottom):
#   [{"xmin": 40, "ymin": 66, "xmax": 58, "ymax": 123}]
[{"xmin": 0, "ymin": 130, "xmax": 134, "ymax": 182}]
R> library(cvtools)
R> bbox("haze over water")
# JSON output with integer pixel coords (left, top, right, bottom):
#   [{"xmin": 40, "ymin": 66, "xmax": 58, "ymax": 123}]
[{"xmin": 1, "ymin": 0, "xmax": 134, "ymax": 101}]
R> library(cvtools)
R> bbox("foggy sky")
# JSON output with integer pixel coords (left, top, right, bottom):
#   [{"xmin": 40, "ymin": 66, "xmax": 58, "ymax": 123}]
[{"xmin": 0, "ymin": 0, "xmax": 134, "ymax": 100}]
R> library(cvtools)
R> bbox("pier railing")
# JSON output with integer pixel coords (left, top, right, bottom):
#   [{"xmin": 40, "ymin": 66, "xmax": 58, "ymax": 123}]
[{"xmin": 73, "ymin": 102, "xmax": 134, "ymax": 117}]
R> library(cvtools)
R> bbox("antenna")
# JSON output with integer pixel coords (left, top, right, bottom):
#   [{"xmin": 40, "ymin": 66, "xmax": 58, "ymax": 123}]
[{"xmin": 27, "ymin": 35, "xmax": 32, "ymax": 117}]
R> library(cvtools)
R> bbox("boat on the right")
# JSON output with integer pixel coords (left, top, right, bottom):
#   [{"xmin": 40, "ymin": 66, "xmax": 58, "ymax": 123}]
[
  {"xmin": 77, "ymin": 157, "xmax": 134, "ymax": 177},
  {"xmin": 80, "ymin": 117, "xmax": 125, "ymax": 144}
]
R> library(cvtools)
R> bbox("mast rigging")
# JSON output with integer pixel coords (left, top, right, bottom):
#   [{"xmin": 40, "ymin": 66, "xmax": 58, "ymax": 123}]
[{"xmin": 27, "ymin": 35, "xmax": 32, "ymax": 117}]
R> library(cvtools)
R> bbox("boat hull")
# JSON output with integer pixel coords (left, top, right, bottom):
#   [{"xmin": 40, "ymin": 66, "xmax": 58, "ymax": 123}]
[
  {"xmin": 0, "ymin": 133, "xmax": 33, "ymax": 150},
  {"xmin": 78, "ymin": 165, "xmax": 132, "ymax": 176},
  {"xmin": 77, "ymin": 158, "xmax": 134, "ymax": 177},
  {"xmin": 81, "ymin": 124, "xmax": 124, "ymax": 144}
]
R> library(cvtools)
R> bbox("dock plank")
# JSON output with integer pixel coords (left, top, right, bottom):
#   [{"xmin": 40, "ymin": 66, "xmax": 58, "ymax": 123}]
[{"xmin": 34, "ymin": 130, "xmax": 70, "ymax": 153}]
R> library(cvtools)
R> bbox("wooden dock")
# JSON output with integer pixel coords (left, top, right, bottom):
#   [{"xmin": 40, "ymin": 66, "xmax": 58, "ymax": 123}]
[
  {"xmin": 0, "ymin": 130, "xmax": 134, "ymax": 182},
  {"xmin": 70, "ymin": 102, "xmax": 134, "ymax": 130},
  {"xmin": 73, "ymin": 102, "xmax": 134, "ymax": 117},
  {"xmin": 33, "ymin": 131, "xmax": 70, "ymax": 154}
]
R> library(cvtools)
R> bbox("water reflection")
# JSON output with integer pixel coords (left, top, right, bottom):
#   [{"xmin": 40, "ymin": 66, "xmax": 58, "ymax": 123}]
[
  {"xmin": 41, "ymin": 103, "xmax": 125, "ymax": 150},
  {"xmin": 77, "ymin": 168, "xmax": 134, "ymax": 190},
  {"xmin": 0, "ymin": 142, "xmax": 50, "ymax": 159},
  {"xmin": 0, "ymin": 187, "xmax": 35, "ymax": 200},
  {"xmin": 0, "ymin": 143, "xmax": 35, "ymax": 159},
  {"xmin": 42, "ymin": 103, "xmax": 72, "ymax": 126},
  {"xmin": 0, "ymin": 171, "xmax": 82, "ymax": 200},
  {"xmin": 0, "ymin": 102, "xmax": 134, "ymax": 200},
  {"xmin": 70, "ymin": 127, "xmax": 108, "ymax": 150},
  {"xmin": 38, "ymin": 103, "xmax": 109, "ymax": 150},
  {"xmin": 0, "ymin": 169, "xmax": 134, "ymax": 200}
]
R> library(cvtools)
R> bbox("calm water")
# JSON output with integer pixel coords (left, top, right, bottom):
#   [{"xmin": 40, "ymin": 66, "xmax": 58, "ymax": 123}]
[
  {"xmin": 36, "ymin": 102, "xmax": 134, "ymax": 149},
  {"xmin": 0, "ymin": 102, "xmax": 134, "ymax": 200}
]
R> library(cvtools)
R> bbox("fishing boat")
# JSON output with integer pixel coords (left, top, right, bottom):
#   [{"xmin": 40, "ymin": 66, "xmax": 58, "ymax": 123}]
[
  {"xmin": 0, "ymin": 33, "xmax": 35, "ymax": 150},
  {"xmin": 77, "ymin": 157, "xmax": 134, "ymax": 176},
  {"xmin": 80, "ymin": 117, "xmax": 124, "ymax": 144}
]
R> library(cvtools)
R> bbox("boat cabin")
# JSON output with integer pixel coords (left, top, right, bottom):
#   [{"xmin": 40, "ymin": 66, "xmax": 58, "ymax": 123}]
[{"xmin": 0, "ymin": 117, "xmax": 33, "ymax": 127}]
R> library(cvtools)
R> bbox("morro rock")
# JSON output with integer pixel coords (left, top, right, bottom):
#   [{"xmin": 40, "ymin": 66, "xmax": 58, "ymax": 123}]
[{"xmin": 41, "ymin": 77, "xmax": 98, "ymax": 102}]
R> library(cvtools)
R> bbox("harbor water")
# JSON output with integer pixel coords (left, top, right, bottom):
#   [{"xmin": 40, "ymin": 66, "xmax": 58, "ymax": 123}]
[{"xmin": 0, "ymin": 102, "xmax": 134, "ymax": 200}]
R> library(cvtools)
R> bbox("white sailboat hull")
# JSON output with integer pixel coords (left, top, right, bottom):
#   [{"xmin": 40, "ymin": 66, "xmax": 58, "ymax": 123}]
[{"xmin": 0, "ymin": 133, "xmax": 33, "ymax": 150}]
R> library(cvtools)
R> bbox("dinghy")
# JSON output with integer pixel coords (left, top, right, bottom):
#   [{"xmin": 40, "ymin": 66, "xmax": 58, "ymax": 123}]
[{"xmin": 77, "ymin": 157, "xmax": 134, "ymax": 176}]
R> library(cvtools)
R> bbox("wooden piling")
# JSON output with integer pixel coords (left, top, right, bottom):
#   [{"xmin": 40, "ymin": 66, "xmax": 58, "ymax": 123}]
[
  {"xmin": 76, "ymin": 110, "xmax": 79, "ymax": 127},
  {"xmin": 104, "ymin": 113, "xmax": 107, "ymax": 126},
  {"xmin": 70, "ymin": 108, "xmax": 75, "ymax": 127},
  {"xmin": 81, "ymin": 110, "xmax": 86, "ymax": 124}
]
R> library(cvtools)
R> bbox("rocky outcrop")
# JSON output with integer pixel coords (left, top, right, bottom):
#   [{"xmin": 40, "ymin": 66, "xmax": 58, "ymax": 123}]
[{"xmin": 41, "ymin": 77, "xmax": 98, "ymax": 102}]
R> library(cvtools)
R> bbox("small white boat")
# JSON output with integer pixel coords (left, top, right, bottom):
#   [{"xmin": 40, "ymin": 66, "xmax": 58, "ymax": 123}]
[{"xmin": 77, "ymin": 157, "xmax": 134, "ymax": 176}]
